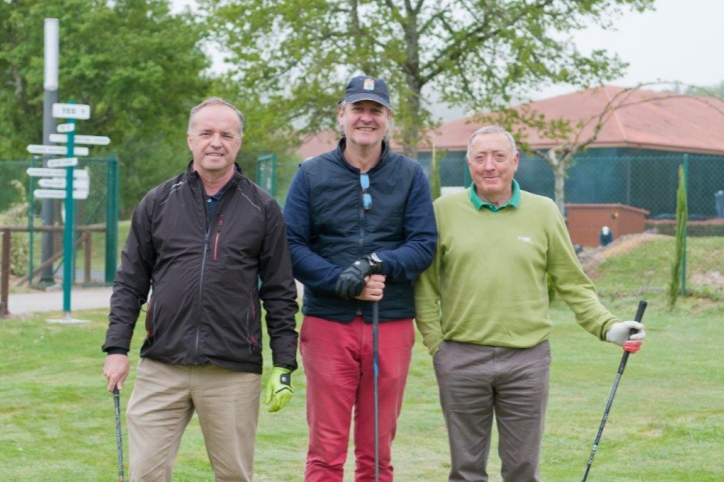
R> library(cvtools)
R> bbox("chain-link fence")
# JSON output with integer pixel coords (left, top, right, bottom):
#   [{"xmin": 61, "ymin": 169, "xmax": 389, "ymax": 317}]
[
  {"xmin": 0, "ymin": 157, "xmax": 120, "ymax": 288},
  {"xmin": 256, "ymin": 153, "xmax": 300, "ymax": 209},
  {"xmin": 258, "ymin": 151, "xmax": 724, "ymax": 236}
]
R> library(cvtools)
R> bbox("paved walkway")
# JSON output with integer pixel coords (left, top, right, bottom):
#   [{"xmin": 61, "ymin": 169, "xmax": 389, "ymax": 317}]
[
  {"xmin": 7, "ymin": 287, "xmax": 113, "ymax": 317},
  {"xmin": 6, "ymin": 281, "xmax": 302, "ymax": 318}
]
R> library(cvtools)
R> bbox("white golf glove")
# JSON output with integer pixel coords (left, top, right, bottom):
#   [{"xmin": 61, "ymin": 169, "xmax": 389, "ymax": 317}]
[{"xmin": 606, "ymin": 321, "xmax": 646, "ymax": 353}]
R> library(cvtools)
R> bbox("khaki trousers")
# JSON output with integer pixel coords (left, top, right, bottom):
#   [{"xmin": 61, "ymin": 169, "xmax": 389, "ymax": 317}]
[
  {"xmin": 433, "ymin": 341, "xmax": 550, "ymax": 482},
  {"xmin": 126, "ymin": 358, "xmax": 261, "ymax": 482}
]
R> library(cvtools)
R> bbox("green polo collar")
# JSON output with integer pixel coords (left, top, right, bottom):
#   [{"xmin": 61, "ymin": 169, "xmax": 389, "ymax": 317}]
[{"xmin": 469, "ymin": 179, "xmax": 521, "ymax": 212}]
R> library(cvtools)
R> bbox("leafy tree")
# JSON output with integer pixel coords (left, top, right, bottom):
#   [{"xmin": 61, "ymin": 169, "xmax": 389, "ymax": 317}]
[
  {"xmin": 0, "ymin": 0, "xmax": 212, "ymax": 215},
  {"xmin": 675, "ymin": 80, "xmax": 724, "ymax": 99},
  {"xmin": 199, "ymin": 0, "xmax": 654, "ymax": 159}
]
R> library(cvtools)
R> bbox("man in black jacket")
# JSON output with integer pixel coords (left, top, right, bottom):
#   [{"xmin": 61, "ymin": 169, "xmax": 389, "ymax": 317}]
[
  {"xmin": 284, "ymin": 76, "xmax": 437, "ymax": 481},
  {"xmin": 102, "ymin": 97, "xmax": 299, "ymax": 482}
]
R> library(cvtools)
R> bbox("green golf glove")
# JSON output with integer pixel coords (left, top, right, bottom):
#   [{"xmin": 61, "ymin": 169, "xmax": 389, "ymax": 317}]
[{"xmin": 264, "ymin": 366, "xmax": 293, "ymax": 412}]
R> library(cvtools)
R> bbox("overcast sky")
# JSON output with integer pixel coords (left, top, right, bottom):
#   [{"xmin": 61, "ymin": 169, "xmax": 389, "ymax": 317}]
[
  {"xmin": 540, "ymin": 0, "xmax": 723, "ymax": 98},
  {"xmin": 172, "ymin": 0, "xmax": 723, "ymax": 113}
]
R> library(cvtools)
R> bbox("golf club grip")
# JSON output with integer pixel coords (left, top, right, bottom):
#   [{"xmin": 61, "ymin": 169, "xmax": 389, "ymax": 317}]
[{"xmin": 630, "ymin": 300, "xmax": 647, "ymax": 338}]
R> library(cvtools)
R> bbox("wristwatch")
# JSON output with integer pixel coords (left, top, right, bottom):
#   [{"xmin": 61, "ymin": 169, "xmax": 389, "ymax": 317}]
[{"xmin": 367, "ymin": 253, "xmax": 383, "ymax": 273}]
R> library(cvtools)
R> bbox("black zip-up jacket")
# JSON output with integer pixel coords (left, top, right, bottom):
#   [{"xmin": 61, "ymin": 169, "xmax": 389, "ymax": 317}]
[{"xmin": 102, "ymin": 163, "xmax": 298, "ymax": 373}]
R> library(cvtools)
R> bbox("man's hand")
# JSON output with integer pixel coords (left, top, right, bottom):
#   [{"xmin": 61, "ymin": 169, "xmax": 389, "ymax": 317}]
[
  {"xmin": 264, "ymin": 367, "xmax": 293, "ymax": 412},
  {"xmin": 355, "ymin": 274, "xmax": 386, "ymax": 302},
  {"xmin": 103, "ymin": 354, "xmax": 130, "ymax": 393},
  {"xmin": 335, "ymin": 256, "xmax": 381, "ymax": 299},
  {"xmin": 606, "ymin": 321, "xmax": 646, "ymax": 353}
]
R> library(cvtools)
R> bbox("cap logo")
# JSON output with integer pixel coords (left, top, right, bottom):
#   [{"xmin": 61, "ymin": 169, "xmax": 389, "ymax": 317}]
[{"xmin": 363, "ymin": 79, "xmax": 375, "ymax": 91}]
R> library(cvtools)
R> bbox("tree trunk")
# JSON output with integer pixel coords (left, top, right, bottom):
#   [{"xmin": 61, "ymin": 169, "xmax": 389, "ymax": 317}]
[{"xmin": 554, "ymin": 163, "xmax": 566, "ymax": 214}]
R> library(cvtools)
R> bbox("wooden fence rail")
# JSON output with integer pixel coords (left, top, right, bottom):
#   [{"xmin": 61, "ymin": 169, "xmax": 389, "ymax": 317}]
[{"xmin": 0, "ymin": 224, "xmax": 105, "ymax": 318}]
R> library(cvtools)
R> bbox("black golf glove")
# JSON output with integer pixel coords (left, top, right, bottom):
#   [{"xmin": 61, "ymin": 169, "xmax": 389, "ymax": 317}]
[{"xmin": 335, "ymin": 255, "xmax": 382, "ymax": 300}]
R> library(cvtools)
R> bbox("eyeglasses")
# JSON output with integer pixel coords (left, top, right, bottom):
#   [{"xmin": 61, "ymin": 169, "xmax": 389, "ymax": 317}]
[{"xmin": 360, "ymin": 173, "xmax": 372, "ymax": 211}]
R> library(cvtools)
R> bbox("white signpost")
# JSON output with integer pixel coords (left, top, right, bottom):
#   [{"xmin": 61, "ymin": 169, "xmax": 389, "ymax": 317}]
[
  {"xmin": 27, "ymin": 144, "xmax": 89, "ymax": 156},
  {"xmin": 28, "ymin": 167, "xmax": 90, "ymax": 198},
  {"xmin": 30, "ymin": 101, "xmax": 109, "ymax": 324},
  {"xmin": 46, "ymin": 157, "xmax": 78, "ymax": 168},
  {"xmin": 33, "ymin": 189, "xmax": 89, "ymax": 200},
  {"xmin": 38, "ymin": 177, "xmax": 89, "ymax": 189},
  {"xmin": 27, "ymin": 167, "xmax": 88, "ymax": 178},
  {"xmin": 49, "ymin": 133, "xmax": 111, "ymax": 145},
  {"xmin": 51, "ymin": 103, "xmax": 90, "ymax": 120}
]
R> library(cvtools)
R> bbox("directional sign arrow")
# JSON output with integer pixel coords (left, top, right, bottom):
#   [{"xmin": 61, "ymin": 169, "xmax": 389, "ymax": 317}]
[
  {"xmin": 27, "ymin": 167, "xmax": 89, "ymax": 179},
  {"xmin": 27, "ymin": 144, "xmax": 89, "ymax": 156},
  {"xmin": 46, "ymin": 157, "xmax": 78, "ymax": 168},
  {"xmin": 52, "ymin": 103, "xmax": 91, "ymax": 120},
  {"xmin": 34, "ymin": 189, "xmax": 89, "ymax": 200},
  {"xmin": 38, "ymin": 178, "xmax": 90, "ymax": 190},
  {"xmin": 49, "ymin": 133, "xmax": 110, "ymax": 145},
  {"xmin": 57, "ymin": 123, "xmax": 75, "ymax": 133}
]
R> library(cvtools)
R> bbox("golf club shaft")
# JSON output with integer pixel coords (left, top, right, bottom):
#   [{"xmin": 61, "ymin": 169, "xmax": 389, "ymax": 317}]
[
  {"xmin": 372, "ymin": 301, "xmax": 380, "ymax": 482},
  {"xmin": 113, "ymin": 387, "xmax": 125, "ymax": 482},
  {"xmin": 582, "ymin": 300, "xmax": 646, "ymax": 482}
]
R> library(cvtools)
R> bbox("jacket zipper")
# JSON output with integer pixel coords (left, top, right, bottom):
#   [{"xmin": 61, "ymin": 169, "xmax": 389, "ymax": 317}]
[
  {"xmin": 195, "ymin": 190, "xmax": 212, "ymax": 359},
  {"xmin": 212, "ymin": 215, "xmax": 224, "ymax": 261},
  {"xmin": 358, "ymin": 174, "xmax": 367, "ymax": 313}
]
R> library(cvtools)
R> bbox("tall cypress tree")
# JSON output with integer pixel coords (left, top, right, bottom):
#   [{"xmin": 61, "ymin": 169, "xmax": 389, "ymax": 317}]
[{"xmin": 668, "ymin": 165, "xmax": 688, "ymax": 309}]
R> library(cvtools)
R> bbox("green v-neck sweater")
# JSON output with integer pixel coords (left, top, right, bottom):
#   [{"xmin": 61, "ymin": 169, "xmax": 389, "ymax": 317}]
[{"xmin": 414, "ymin": 188, "xmax": 618, "ymax": 355}]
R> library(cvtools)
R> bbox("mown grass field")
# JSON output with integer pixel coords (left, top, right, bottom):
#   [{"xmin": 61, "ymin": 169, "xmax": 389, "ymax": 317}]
[{"xmin": 1, "ymin": 235, "xmax": 723, "ymax": 481}]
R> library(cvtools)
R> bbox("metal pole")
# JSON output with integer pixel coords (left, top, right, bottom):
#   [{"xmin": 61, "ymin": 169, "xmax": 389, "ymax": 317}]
[
  {"xmin": 1, "ymin": 230, "xmax": 10, "ymax": 318},
  {"xmin": 40, "ymin": 18, "xmax": 60, "ymax": 286},
  {"xmin": 372, "ymin": 301, "xmax": 380, "ymax": 482},
  {"xmin": 62, "ymin": 115, "xmax": 76, "ymax": 317},
  {"xmin": 105, "ymin": 155, "xmax": 119, "ymax": 283},
  {"xmin": 27, "ymin": 157, "xmax": 37, "ymax": 285}
]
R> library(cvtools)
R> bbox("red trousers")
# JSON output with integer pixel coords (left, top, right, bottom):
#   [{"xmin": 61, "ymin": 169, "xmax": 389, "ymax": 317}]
[{"xmin": 301, "ymin": 315, "xmax": 414, "ymax": 482}]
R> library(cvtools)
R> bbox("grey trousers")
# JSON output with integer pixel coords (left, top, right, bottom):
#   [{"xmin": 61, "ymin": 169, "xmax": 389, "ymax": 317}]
[{"xmin": 433, "ymin": 340, "xmax": 551, "ymax": 482}]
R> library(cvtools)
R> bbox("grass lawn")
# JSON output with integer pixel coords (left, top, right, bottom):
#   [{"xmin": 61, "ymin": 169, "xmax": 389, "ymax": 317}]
[{"xmin": 1, "ymin": 236, "xmax": 723, "ymax": 480}]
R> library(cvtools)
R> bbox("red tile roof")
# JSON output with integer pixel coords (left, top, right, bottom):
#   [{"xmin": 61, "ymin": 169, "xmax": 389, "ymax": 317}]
[
  {"xmin": 297, "ymin": 86, "xmax": 724, "ymax": 157},
  {"xmin": 419, "ymin": 86, "xmax": 724, "ymax": 155},
  {"xmin": 298, "ymin": 131, "xmax": 338, "ymax": 160}
]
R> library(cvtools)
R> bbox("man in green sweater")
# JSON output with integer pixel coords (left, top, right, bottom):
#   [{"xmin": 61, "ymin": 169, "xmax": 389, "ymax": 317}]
[{"xmin": 414, "ymin": 125, "xmax": 646, "ymax": 482}]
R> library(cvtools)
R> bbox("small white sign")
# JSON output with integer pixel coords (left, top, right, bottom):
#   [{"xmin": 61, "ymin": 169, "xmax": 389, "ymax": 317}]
[
  {"xmin": 33, "ymin": 189, "xmax": 89, "ymax": 200},
  {"xmin": 27, "ymin": 167, "xmax": 89, "ymax": 179},
  {"xmin": 27, "ymin": 144, "xmax": 89, "ymax": 156},
  {"xmin": 38, "ymin": 178, "xmax": 90, "ymax": 189},
  {"xmin": 49, "ymin": 133, "xmax": 110, "ymax": 145},
  {"xmin": 57, "ymin": 123, "xmax": 75, "ymax": 133},
  {"xmin": 46, "ymin": 157, "xmax": 78, "ymax": 168},
  {"xmin": 52, "ymin": 103, "xmax": 91, "ymax": 120}
]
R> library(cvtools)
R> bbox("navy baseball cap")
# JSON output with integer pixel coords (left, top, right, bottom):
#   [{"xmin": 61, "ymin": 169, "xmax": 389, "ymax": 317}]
[{"xmin": 342, "ymin": 76, "xmax": 391, "ymax": 109}]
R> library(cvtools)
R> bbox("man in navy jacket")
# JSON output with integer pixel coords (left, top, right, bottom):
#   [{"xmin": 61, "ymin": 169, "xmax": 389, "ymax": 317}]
[{"xmin": 284, "ymin": 75, "xmax": 437, "ymax": 482}]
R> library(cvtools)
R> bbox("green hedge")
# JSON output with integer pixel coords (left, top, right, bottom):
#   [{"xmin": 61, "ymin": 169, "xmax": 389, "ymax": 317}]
[{"xmin": 646, "ymin": 220, "xmax": 724, "ymax": 237}]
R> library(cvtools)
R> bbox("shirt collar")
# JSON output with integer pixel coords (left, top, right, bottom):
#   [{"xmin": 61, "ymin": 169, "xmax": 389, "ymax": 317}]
[
  {"xmin": 469, "ymin": 179, "xmax": 521, "ymax": 212},
  {"xmin": 207, "ymin": 178, "xmax": 233, "ymax": 202}
]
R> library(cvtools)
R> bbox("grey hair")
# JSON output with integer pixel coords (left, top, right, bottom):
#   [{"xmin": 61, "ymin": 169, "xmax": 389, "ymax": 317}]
[
  {"xmin": 188, "ymin": 97, "xmax": 244, "ymax": 137},
  {"xmin": 466, "ymin": 125, "xmax": 517, "ymax": 159},
  {"xmin": 337, "ymin": 100, "xmax": 394, "ymax": 140}
]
